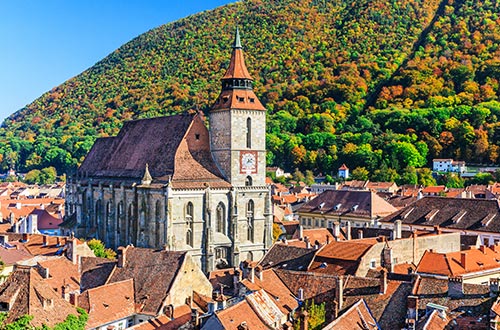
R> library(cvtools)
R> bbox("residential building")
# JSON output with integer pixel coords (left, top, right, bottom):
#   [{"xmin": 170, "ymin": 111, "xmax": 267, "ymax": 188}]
[
  {"xmin": 297, "ymin": 190, "xmax": 397, "ymax": 229},
  {"xmin": 338, "ymin": 164, "xmax": 349, "ymax": 179},
  {"xmin": 433, "ymin": 158, "xmax": 467, "ymax": 173}
]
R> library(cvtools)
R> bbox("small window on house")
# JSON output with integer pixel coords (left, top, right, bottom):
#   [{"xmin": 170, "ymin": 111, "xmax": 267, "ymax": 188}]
[
  {"xmin": 249, "ymin": 98, "xmax": 255, "ymax": 103},
  {"xmin": 223, "ymin": 96, "xmax": 229, "ymax": 103},
  {"xmin": 195, "ymin": 134, "xmax": 200, "ymax": 140},
  {"xmin": 370, "ymin": 259, "xmax": 376, "ymax": 269},
  {"xmin": 238, "ymin": 97, "xmax": 245, "ymax": 102}
]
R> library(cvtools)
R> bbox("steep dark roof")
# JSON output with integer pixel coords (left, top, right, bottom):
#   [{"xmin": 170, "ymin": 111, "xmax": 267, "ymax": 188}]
[
  {"xmin": 78, "ymin": 113, "xmax": 229, "ymax": 187},
  {"xmin": 257, "ymin": 243, "xmax": 317, "ymax": 271},
  {"xmin": 80, "ymin": 257, "xmax": 117, "ymax": 292},
  {"xmin": 382, "ymin": 196, "xmax": 500, "ymax": 233},
  {"xmin": 107, "ymin": 247, "xmax": 187, "ymax": 315},
  {"xmin": 297, "ymin": 190, "xmax": 396, "ymax": 219},
  {"xmin": 79, "ymin": 114, "xmax": 192, "ymax": 178}
]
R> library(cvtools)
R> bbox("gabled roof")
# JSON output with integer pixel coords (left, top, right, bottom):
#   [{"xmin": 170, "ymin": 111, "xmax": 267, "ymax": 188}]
[
  {"xmin": 258, "ymin": 243, "xmax": 317, "ymax": 271},
  {"xmin": 322, "ymin": 299, "xmax": 379, "ymax": 330},
  {"xmin": 79, "ymin": 279, "xmax": 135, "ymax": 329},
  {"xmin": 240, "ymin": 269, "xmax": 298, "ymax": 315},
  {"xmin": 106, "ymin": 247, "xmax": 187, "ymax": 315},
  {"xmin": 298, "ymin": 190, "xmax": 397, "ymax": 219},
  {"xmin": 78, "ymin": 114, "xmax": 228, "ymax": 187},
  {"xmin": 382, "ymin": 197, "xmax": 500, "ymax": 233},
  {"xmin": 80, "ymin": 257, "xmax": 116, "ymax": 292},
  {"xmin": 416, "ymin": 246, "xmax": 500, "ymax": 277},
  {"xmin": 0, "ymin": 266, "xmax": 78, "ymax": 327},
  {"xmin": 274, "ymin": 269, "xmax": 338, "ymax": 302},
  {"xmin": 37, "ymin": 257, "xmax": 80, "ymax": 292}
]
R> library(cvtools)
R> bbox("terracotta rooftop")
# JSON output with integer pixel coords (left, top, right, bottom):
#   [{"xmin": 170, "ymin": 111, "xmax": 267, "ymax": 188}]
[
  {"xmin": 422, "ymin": 185, "xmax": 446, "ymax": 194},
  {"xmin": 37, "ymin": 257, "xmax": 80, "ymax": 293},
  {"xmin": 0, "ymin": 266, "xmax": 78, "ymax": 327},
  {"xmin": 382, "ymin": 196, "xmax": 500, "ymax": 233},
  {"xmin": 79, "ymin": 279, "xmax": 135, "ymax": 329},
  {"xmin": 80, "ymin": 257, "xmax": 117, "ymax": 292},
  {"xmin": 291, "ymin": 228, "xmax": 335, "ymax": 245},
  {"xmin": 106, "ymin": 247, "xmax": 187, "ymax": 315},
  {"xmin": 416, "ymin": 246, "xmax": 500, "ymax": 277},
  {"xmin": 322, "ymin": 299, "xmax": 378, "ymax": 330}
]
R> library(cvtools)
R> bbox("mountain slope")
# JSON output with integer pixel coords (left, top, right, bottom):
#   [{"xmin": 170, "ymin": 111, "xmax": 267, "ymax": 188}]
[{"xmin": 1, "ymin": 0, "xmax": 498, "ymax": 182}]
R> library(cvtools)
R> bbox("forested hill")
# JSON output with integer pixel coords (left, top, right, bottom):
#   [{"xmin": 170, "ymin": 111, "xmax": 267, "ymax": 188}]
[{"xmin": 2, "ymin": 0, "xmax": 500, "ymax": 184}]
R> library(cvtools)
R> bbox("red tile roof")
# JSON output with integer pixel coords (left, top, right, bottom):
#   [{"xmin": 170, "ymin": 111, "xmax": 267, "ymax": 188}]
[
  {"xmin": 79, "ymin": 279, "xmax": 135, "ymax": 329},
  {"xmin": 322, "ymin": 299, "xmax": 378, "ymax": 330}
]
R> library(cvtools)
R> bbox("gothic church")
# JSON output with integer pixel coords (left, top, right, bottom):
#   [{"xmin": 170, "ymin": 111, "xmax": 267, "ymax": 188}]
[{"xmin": 65, "ymin": 30, "xmax": 273, "ymax": 272}]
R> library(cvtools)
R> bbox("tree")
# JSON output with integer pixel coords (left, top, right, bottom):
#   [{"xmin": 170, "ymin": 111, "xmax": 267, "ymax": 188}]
[
  {"xmin": 294, "ymin": 300, "xmax": 326, "ymax": 330},
  {"xmin": 399, "ymin": 166, "xmax": 418, "ymax": 185},
  {"xmin": 86, "ymin": 239, "xmax": 116, "ymax": 259},
  {"xmin": 442, "ymin": 173, "xmax": 464, "ymax": 188},
  {"xmin": 272, "ymin": 223, "xmax": 283, "ymax": 242},
  {"xmin": 417, "ymin": 168, "xmax": 436, "ymax": 186},
  {"xmin": 351, "ymin": 167, "xmax": 369, "ymax": 180}
]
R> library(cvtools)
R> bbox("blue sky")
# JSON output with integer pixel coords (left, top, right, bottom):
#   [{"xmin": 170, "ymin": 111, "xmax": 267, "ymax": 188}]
[{"xmin": 0, "ymin": 0, "xmax": 233, "ymax": 122}]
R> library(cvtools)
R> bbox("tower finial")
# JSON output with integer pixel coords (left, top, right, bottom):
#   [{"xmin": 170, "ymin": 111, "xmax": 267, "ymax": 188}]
[
  {"xmin": 141, "ymin": 163, "xmax": 152, "ymax": 185},
  {"xmin": 233, "ymin": 27, "xmax": 242, "ymax": 49}
]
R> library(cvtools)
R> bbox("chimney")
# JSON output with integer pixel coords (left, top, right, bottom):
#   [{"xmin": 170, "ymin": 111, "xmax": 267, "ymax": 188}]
[
  {"xmin": 256, "ymin": 265, "xmax": 263, "ymax": 281},
  {"xmin": 298, "ymin": 288, "xmax": 304, "ymax": 302},
  {"xmin": 42, "ymin": 235, "xmax": 48, "ymax": 247},
  {"xmin": 461, "ymin": 252, "xmax": 467, "ymax": 269},
  {"xmin": 448, "ymin": 277, "xmax": 464, "ymax": 298},
  {"xmin": 56, "ymin": 236, "xmax": 62, "ymax": 247},
  {"xmin": 300, "ymin": 309, "xmax": 309, "ymax": 330},
  {"xmin": 69, "ymin": 238, "xmax": 78, "ymax": 265},
  {"xmin": 346, "ymin": 222, "xmax": 351, "ymax": 240},
  {"xmin": 118, "ymin": 246, "xmax": 127, "ymax": 268},
  {"xmin": 332, "ymin": 300, "xmax": 339, "ymax": 320},
  {"xmin": 357, "ymin": 229, "xmax": 363, "ymax": 240},
  {"xmin": 21, "ymin": 233, "xmax": 29, "ymax": 242},
  {"xmin": 191, "ymin": 308, "xmax": 200, "ymax": 327},
  {"xmin": 333, "ymin": 222, "xmax": 340, "ymax": 241},
  {"xmin": 248, "ymin": 265, "xmax": 255, "ymax": 283},
  {"xmin": 336, "ymin": 276, "xmax": 344, "ymax": 310},
  {"xmin": 233, "ymin": 269, "xmax": 241, "ymax": 296},
  {"xmin": 380, "ymin": 268, "xmax": 387, "ymax": 295},
  {"xmin": 393, "ymin": 220, "xmax": 402, "ymax": 240},
  {"xmin": 299, "ymin": 225, "xmax": 304, "ymax": 239},
  {"xmin": 326, "ymin": 234, "xmax": 330, "ymax": 245},
  {"xmin": 304, "ymin": 237, "xmax": 311, "ymax": 249},
  {"xmin": 69, "ymin": 292, "xmax": 78, "ymax": 307},
  {"xmin": 61, "ymin": 285, "xmax": 70, "ymax": 301},
  {"xmin": 490, "ymin": 278, "xmax": 500, "ymax": 297},
  {"xmin": 407, "ymin": 296, "xmax": 419, "ymax": 321},
  {"xmin": 480, "ymin": 245, "xmax": 487, "ymax": 254},
  {"xmin": 434, "ymin": 225, "xmax": 441, "ymax": 235}
]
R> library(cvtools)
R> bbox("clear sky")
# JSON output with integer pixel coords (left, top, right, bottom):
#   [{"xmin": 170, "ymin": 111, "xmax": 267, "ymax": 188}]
[{"xmin": 0, "ymin": 0, "xmax": 233, "ymax": 123}]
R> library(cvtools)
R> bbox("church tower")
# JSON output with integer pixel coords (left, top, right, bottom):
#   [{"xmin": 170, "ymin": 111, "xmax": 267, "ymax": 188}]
[{"xmin": 210, "ymin": 29, "xmax": 266, "ymax": 187}]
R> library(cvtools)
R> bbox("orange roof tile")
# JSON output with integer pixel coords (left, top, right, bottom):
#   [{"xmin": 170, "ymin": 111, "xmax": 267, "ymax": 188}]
[
  {"xmin": 37, "ymin": 257, "xmax": 80, "ymax": 293},
  {"xmin": 422, "ymin": 185, "xmax": 446, "ymax": 193}
]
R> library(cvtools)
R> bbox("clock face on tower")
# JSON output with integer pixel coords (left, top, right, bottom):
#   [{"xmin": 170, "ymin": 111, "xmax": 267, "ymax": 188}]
[{"xmin": 240, "ymin": 151, "xmax": 258, "ymax": 174}]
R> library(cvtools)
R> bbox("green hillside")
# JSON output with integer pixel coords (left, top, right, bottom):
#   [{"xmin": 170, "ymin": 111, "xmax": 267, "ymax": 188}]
[{"xmin": 1, "ymin": 0, "xmax": 499, "ymax": 184}]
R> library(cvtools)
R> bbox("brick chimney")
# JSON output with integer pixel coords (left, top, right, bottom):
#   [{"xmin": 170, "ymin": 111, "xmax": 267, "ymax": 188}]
[
  {"xmin": 118, "ymin": 246, "xmax": 127, "ymax": 268},
  {"xmin": 380, "ymin": 268, "xmax": 387, "ymax": 295},
  {"xmin": 460, "ymin": 252, "xmax": 467, "ymax": 270},
  {"xmin": 448, "ymin": 277, "xmax": 464, "ymax": 298}
]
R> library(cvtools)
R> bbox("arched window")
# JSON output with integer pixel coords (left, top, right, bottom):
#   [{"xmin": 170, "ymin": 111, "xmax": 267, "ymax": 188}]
[
  {"xmin": 186, "ymin": 202, "xmax": 194, "ymax": 247},
  {"xmin": 245, "ymin": 176, "xmax": 253, "ymax": 186},
  {"xmin": 247, "ymin": 200, "xmax": 254, "ymax": 242},
  {"xmin": 246, "ymin": 118, "xmax": 252, "ymax": 148},
  {"xmin": 216, "ymin": 203, "xmax": 226, "ymax": 234}
]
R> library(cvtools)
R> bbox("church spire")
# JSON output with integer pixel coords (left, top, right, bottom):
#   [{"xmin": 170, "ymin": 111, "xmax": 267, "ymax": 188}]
[{"xmin": 222, "ymin": 28, "xmax": 253, "ymax": 82}]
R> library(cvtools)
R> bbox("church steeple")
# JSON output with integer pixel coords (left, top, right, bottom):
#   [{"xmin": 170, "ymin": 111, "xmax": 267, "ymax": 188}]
[
  {"xmin": 212, "ymin": 29, "xmax": 265, "ymax": 111},
  {"xmin": 221, "ymin": 28, "xmax": 254, "ymax": 86}
]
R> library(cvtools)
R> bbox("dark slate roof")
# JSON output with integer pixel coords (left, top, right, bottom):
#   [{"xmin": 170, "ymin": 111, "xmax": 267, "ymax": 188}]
[
  {"xmin": 382, "ymin": 196, "xmax": 500, "ymax": 233},
  {"xmin": 107, "ymin": 247, "xmax": 187, "ymax": 316},
  {"xmin": 78, "ymin": 113, "xmax": 228, "ymax": 189},
  {"xmin": 297, "ymin": 190, "xmax": 396, "ymax": 219},
  {"xmin": 257, "ymin": 243, "xmax": 317, "ymax": 271},
  {"xmin": 274, "ymin": 269, "xmax": 338, "ymax": 302},
  {"xmin": 79, "ymin": 114, "xmax": 193, "ymax": 178},
  {"xmin": 80, "ymin": 257, "xmax": 117, "ymax": 292}
]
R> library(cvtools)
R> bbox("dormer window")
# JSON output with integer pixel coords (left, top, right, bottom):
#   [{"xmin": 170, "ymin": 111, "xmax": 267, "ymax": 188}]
[
  {"xmin": 195, "ymin": 134, "xmax": 200, "ymax": 140},
  {"xmin": 223, "ymin": 96, "xmax": 229, "ymax": 103},
  {"xmin": 238, "ymin": 97, "xmax": 245, "ymax": 102},
  {"xmin": 249, "ymin": 98, "xmax": 255, "ymax": 103}
]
